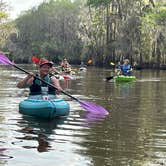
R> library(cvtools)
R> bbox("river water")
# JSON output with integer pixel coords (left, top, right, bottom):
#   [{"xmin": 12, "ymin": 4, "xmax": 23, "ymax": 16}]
[{"xmin": 0, "ymin": 65, "xmax": 166, "ymax": 166}]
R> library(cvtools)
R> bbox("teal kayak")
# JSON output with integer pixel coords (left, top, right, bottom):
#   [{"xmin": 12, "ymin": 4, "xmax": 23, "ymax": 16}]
[
  {"xmin": 114, "ymin": 75, "xmax": 136, "ymax": 82},
  {"xmin": 19, "ymin": 97, "xmax": 70, "ymax": 119}
]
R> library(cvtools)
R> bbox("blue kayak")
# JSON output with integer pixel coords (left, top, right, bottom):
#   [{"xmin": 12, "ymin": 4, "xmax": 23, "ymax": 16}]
[{"xmin": 19, "ymin": 97, "xmax": 70, "ymax": 119}]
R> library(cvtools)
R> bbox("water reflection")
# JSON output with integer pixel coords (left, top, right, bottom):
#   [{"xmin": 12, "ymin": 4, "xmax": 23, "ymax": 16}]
[
  {"xmin": 0, "ymin": 66, "xmax": 166, "ymax": 166},
  {"xmin": 114, "ymin": 82, "xmax": 135, "ymax": 97},
  {"xmin": 81, "ymin": 112, "xmax": 108, "ymax": 126},
  {"xmin": 16, "ymin": 116, "xmax": 67, "ymax": 153},
  {"xmin": 0, "ymin": 148, "xmax": 13, "ymax": 160}
]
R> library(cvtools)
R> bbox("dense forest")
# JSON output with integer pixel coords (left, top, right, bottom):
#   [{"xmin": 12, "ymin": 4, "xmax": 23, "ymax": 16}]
[{"xmin": 0, "ymin": 0, "xmax": 166, "ymax": 69}]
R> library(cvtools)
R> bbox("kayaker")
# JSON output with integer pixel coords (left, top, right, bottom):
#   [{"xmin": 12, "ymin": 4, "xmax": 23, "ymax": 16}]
[
  {"xmin": 121, "ymin": 59, "xmax": 132, "ymax": 76},
  {"xmin": 115, "ymin": 61, "xmax": 122, "ymax": 75},
  {"xmin": 17, "ymin": 58, "xmax": 63, "ymax": 99},
  {"xmin": 80, "ymin": 61, "xmax": 87, "ymax": 68},
  {"xmin": 60, "ymin": 58, "xmax": 71, "ymax": 73}
]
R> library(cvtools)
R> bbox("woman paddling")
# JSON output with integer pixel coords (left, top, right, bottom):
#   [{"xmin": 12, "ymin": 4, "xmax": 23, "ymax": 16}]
[
  {"xmin": 60, "ymin": 58, "xmax": 71, "ymax": 74},
  {"xmin": 17, "ymin": 58, "xmax": 62, "ymax": 100}
]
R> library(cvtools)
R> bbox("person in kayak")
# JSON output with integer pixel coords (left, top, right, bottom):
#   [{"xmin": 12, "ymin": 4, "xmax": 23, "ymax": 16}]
[
  {"xmin": 60, "ymin": 58, "xmax": 71, "ymax": 74},
  {"xmin": 115, "ymin": 61, "xmax": 122, "ymax": 75},
  {"xmin": 121, "ymin": 59, "xmax": 132, "ymax": 76},
  {"xmin": 17, "ymin": 58, "xmax": 62, "ymax": 99}
]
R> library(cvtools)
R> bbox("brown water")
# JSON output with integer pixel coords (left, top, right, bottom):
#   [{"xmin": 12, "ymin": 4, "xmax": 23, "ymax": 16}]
[{"xmin": 0, "ymin": 65, "xmax": 166, "ymax": 166}]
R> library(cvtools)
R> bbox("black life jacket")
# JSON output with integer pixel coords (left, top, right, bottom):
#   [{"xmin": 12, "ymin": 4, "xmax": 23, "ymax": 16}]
[{"xmin": 29, "ymin": 74, "xmax": 55, "ymax": 95}]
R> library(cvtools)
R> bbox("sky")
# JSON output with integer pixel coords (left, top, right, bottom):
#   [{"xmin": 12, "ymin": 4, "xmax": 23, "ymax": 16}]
[{"xmin": 5, "ymin": 0, "xmax": 45, "ymax": 19}]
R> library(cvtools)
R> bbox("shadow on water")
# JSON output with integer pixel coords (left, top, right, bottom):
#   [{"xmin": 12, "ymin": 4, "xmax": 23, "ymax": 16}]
[{"xmin": 15, "ymin": 116, "xmax": 67, "ymax": 153}]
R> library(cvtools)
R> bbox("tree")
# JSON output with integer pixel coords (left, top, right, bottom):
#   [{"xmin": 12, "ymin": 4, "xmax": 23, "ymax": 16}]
[{"xmin": 8, "ymin": 0, "xmax": 83, "ymax": 63}]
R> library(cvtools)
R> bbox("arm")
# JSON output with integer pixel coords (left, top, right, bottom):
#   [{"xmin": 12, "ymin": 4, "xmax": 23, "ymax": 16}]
[
  {"xmin": 51, "ymin": 76, "xmax": 63, "ymax": 92},
  {"xmin": 127, "ymin": 65, "xmax": 132, "ymax": 72},
  {"xmin": 17, "ymin": 73, "xmax": 34, "ymax": 88}
]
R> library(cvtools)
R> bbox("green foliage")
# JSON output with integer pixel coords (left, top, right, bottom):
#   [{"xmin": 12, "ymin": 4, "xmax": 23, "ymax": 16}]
[
  {"xmin": 0, "ymin": 11, "xmax": 7, "ymax": 19},
  {"xmin": 140, "ymin": 1, "xmax": 166, "ymax": 63},
  {"xmin": 6, "ymin": 0, "xmax": 83, "ymax": 63},
  {"xmin": 0, "ymin": 2, "xmax": 13, "ymax": 50},
  {"xmin": 154, "ymin": 8, "xmax": 166, "ymax": 24},
  {"xmin": 87, "ymin": 0, "xmax": 112, "ymax": 7},
  {"xmin": 2, "ymin": 0, "xmax": 166, "ymax": 67}
]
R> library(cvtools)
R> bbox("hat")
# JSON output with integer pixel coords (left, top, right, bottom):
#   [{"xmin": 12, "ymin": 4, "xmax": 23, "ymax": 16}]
[{"xmin": 39, "ymin": 58, "xmax": 54, "ymax": 67}]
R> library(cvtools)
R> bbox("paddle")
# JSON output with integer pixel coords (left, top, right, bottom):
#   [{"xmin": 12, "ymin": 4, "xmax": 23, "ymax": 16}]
[
  {"xmin": 105, "ymin": 62, "xmax": 116, "ymax": 81},
  {"xmin": 105, "ymin": 62, "xmax": 122, "ymax": 81},
  {"xmin": 0, "ymin": 53, "xmax": 109, "ymax": 115},
  {"xmin": 106, "ymin": 76, "xmax": 114, "ymax": 81}
]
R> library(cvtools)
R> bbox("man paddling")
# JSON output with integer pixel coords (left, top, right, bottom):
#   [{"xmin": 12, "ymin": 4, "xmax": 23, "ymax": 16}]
[
  {"xmin": 121, "ymin": 59, "xmax": 132, "ymax": 76},
  {"xmin": 106, "ymin": 59, "xmax": 133, "ymax": 81}
]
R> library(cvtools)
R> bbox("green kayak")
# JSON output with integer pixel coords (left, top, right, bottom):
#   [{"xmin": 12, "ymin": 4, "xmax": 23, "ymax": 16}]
[{"xmin": 114, "ymin": 75, "xmax": 136, "ymax": 82}]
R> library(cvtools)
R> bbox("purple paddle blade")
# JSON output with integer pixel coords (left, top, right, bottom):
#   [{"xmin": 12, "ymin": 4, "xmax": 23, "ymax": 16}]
[
  {"xmin": 0, "ymin": 53, "xmax": 12, "ymax": 65},
  {"xmin": 82, "ymin": 112, "xmax": 107, "ymax": 127},
  {"xmin": 79, "ymin": 100, "xmax": 109, "ymax": 115}
]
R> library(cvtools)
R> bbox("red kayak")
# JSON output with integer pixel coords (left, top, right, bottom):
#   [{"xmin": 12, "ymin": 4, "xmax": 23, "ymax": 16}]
[{"xmin": 63, "ymin": 75, "xmax": 73, "ymax": 80}]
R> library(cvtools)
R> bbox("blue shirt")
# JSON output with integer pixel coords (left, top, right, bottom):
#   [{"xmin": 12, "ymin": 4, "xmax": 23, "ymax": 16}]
[{"xmin": 121, "ymin": 64, "xmax": 131, "ymax": 75}]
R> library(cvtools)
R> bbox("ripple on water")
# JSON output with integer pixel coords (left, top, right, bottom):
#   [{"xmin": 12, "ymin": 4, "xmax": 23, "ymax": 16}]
[{"xmin": 0, "ymin": 68, "xmax": 166, "ymax": 166}]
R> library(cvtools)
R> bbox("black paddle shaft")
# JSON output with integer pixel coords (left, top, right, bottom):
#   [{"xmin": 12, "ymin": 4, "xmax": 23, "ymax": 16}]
[
  {"xmin": 106, "ymin": 76, "xmax": 114, "ymax": 81},
  {"xmin": 12, "ymin": 64, "xmax": 79, "ymax": 102}
]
